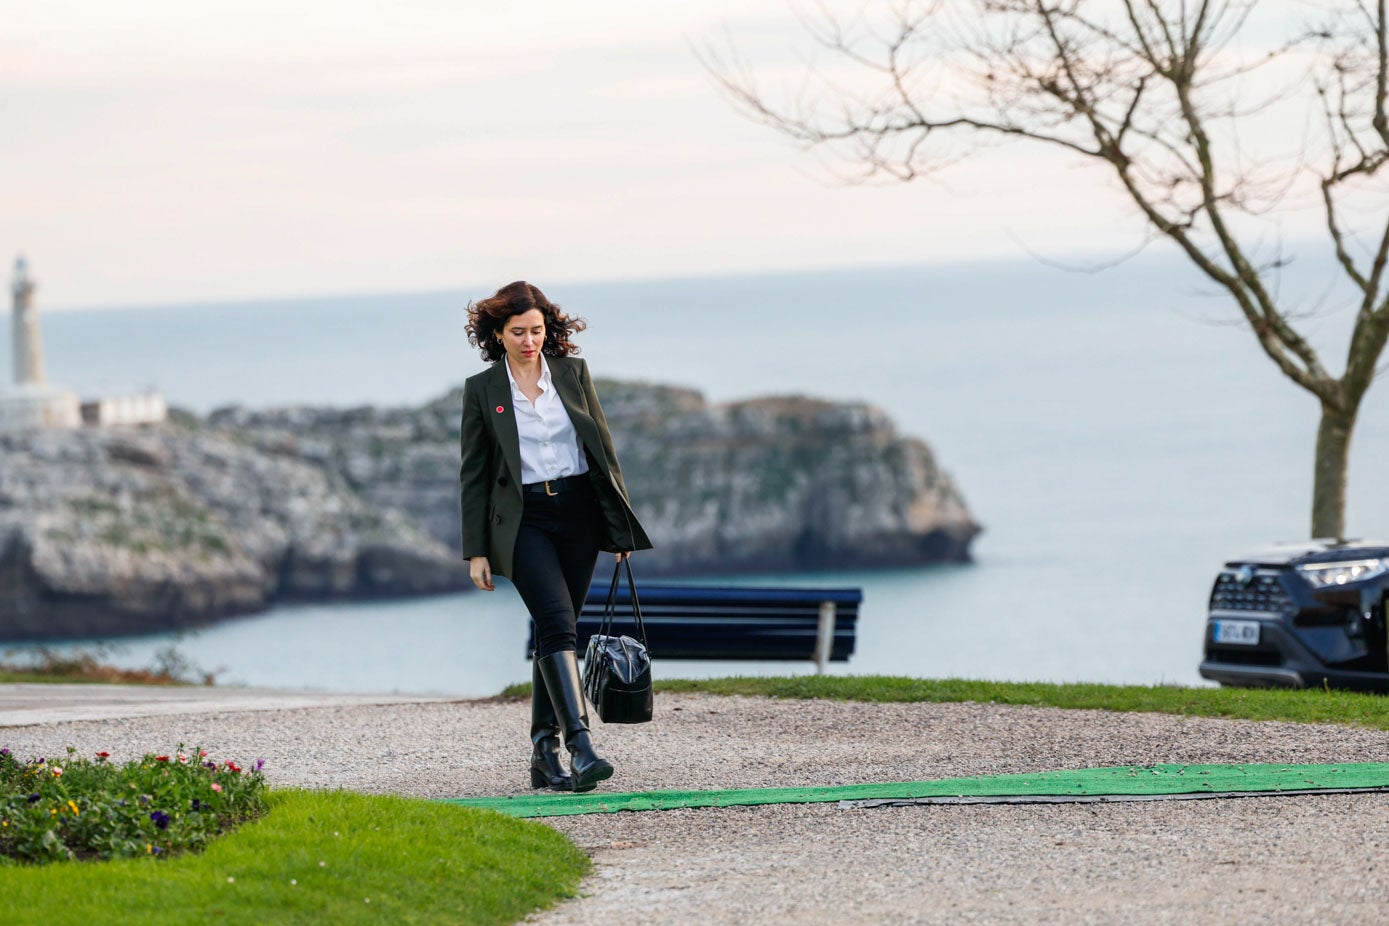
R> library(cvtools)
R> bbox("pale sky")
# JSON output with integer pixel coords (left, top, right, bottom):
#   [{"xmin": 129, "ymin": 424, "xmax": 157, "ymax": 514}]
[{"xmin": 3, "ymin": 0, "xmax": 1322, "ymax": 309}]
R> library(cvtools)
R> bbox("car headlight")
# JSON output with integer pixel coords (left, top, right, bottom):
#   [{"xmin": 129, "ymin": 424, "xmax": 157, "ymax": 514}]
[{"xmin": 1295, "ymin": 558, "xmax": 1389, "ymax": 588}]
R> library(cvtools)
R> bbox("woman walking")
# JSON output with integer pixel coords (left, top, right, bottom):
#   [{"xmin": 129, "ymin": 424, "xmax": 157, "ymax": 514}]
[{"xmin": 459, "ymin": 281, "xmax": 652, "ymax": 793}]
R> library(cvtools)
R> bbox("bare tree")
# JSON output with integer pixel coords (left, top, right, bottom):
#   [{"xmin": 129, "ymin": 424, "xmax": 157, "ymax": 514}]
[{"xmin": 703, "ymin": 0, "xmax": 1389, "ymax": 540}]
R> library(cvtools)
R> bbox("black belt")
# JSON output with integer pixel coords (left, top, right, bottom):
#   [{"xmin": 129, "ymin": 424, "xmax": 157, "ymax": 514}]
[{"xmin": 522, "ymin": 474, "xmax": 588, "ymax": 497}]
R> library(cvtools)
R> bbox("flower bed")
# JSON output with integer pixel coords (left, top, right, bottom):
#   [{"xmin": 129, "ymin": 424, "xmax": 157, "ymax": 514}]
[{"xmin": 0, "ymin": 745, "xmax": 267, "ymax": 864}]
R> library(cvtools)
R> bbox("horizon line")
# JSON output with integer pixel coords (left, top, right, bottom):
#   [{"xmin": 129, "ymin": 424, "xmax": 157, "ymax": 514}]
[{"xmin": 31, "ymin": 244, "xmax": 1233, "ymax": 316}]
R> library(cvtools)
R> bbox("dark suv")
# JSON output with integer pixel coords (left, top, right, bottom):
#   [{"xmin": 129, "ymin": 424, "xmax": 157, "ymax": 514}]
[{"xmin": 1199, "ymin": 540, "xmax": 1389, "ymax": 691}]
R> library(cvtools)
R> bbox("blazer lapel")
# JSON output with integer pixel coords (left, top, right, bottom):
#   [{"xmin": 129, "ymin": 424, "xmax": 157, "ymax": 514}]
[
  {"xmin": 554, "ymin": 360, "xmax": 606, "ymax": 473},
  {"xmin": 485, "ymin": 363, "xmax": 523, "ymax": 487}
]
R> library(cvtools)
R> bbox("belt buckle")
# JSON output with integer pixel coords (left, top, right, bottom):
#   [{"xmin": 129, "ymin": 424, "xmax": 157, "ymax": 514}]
[{"xmin": 544, "ymin": 480, "xmax": 557, "ymax": 497}]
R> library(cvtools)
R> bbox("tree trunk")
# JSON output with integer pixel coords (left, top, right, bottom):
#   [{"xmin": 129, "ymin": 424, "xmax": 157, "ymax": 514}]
[{"xmin": 1311, "ymin": 403, "xmax": 1356, "ymax": 540}]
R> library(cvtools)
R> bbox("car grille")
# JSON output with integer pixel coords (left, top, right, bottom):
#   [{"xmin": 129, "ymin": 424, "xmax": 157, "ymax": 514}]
[
  {"xmin": 1209, "ymin": 571, "xmax": 1294, "ymax": 613},
  {"xmin": 1207, "ymin": 647, "xmax": 1284, "ymax": 667}
]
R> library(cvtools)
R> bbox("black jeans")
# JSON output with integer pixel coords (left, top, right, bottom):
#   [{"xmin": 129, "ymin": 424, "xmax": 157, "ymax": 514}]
[{"xmin": 512, "ymin": 480, "xmax": 604, "ymax": 659}]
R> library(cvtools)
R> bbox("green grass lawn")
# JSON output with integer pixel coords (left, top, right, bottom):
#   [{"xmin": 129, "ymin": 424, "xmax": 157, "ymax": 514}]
[
  {"xmin": 0, "ymin": 789, "xmax": 588, "ymax": 926},
  {"xmin": 0, "ymin": 656, "xmax": 188, "ymax": 686},
  {"xmin": 0, "ymin": 670, "xmax": 133, "ymax": 684},
  {"xmin": 670, "ymin": 675, "xmax": 1389, "ymax": 727},
  {"xmin": 502, "ymin": 674, "xmax": 1389, "ymax": 729}
]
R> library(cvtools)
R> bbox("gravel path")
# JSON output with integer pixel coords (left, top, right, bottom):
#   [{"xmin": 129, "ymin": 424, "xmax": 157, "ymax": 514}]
[{"xmin": 4, "ymin": 691, "xmax": 1389, "ymax": 924}]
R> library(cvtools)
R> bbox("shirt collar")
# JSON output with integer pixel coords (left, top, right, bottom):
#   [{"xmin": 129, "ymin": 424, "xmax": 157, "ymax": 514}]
[{"xmin": 503, "ymin": 354, "xmax": 552, "ymax": 395}]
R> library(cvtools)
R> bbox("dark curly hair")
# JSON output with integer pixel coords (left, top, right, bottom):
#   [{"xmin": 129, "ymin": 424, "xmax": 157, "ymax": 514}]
[{"xmin": 465, "ymin": 281, "xmax": 586, "ymax": 363}]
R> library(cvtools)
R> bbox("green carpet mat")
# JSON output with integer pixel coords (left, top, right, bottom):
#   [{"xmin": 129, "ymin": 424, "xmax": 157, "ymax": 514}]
[{"xmin": 445, "ymin": 762, "xmax": 1389, "ymax": 818}]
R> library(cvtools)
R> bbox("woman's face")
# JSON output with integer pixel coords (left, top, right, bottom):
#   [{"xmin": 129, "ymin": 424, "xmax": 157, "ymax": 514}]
[{"xmin": 498, "ymin": 308, "xmax": 546, "ymax": 364}]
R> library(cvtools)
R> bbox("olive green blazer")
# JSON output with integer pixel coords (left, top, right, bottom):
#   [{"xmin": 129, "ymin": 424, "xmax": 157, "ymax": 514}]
[{"xmin": 458, "ymin": 354, "xmax": 652, "ymax": 579}]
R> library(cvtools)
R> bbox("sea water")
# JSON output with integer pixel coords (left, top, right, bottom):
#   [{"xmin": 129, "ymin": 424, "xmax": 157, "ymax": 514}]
[{"xmin": 5, "ymin": 252, "xmax": 1386, "ymax": 695}]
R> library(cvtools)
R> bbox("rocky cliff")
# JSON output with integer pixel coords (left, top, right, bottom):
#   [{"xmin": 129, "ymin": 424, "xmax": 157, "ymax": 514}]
[
  {"xmin": 0, "ymin": 381, "xmax": 980, "ymax": 641},
  {"xmin": 211, "ymin": 380, "xmax": 981, "ymax": 573},
  {"xmin": 0, "ymin": 422, "xmax": 467, "ymax": 641}
]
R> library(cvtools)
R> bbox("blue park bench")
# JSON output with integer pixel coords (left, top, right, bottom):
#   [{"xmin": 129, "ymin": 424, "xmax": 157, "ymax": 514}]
[{"xmin": 526, "ymin": 583, "xmax": 863, "ymax": 672}]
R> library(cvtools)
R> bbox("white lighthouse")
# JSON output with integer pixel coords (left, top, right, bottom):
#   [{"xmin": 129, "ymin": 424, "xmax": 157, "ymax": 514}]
[
  {"xmin": 12, "ymin": 255, "xmax": 46, "ymax": 386},
  {"xmin": 0, "ymin": 256, "xmax": 81, "ymax": 431}
]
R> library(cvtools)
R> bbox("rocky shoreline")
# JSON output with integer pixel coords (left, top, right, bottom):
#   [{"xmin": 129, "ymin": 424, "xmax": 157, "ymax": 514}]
[{"xmin": 0, "ymin": 380, "xmax": 980, "ymax": 641}]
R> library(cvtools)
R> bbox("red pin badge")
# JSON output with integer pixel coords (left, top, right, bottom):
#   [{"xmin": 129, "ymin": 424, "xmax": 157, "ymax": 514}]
[{"xmin": 496, "ymin": 405, "xmax": 505, "ymax": 413}]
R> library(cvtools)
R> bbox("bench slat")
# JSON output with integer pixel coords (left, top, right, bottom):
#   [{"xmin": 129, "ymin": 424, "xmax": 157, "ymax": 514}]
[{"xmin": 524, "ymin": 583, "xmax": 861, "ymax": 662}]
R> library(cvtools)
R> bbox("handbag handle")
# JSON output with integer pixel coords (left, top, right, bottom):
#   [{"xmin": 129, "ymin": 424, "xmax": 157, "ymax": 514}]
[
  {"xmin": 597, "ymin": 558, "xmax": 650, "ymax": 650},
  {"xmin": 597, "ymin": 559, "xmax": 621, "ymax": 637},
  {"xmin": 623, "ymin": 558, "xmax": 649, "ymax": 650}
]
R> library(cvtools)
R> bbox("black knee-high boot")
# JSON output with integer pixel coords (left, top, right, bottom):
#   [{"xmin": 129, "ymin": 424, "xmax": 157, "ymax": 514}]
[
  {"xmin": 530, "ymin": 660, "xmax": 571, "ymax": 791},
  {"xmin": 537, "ymin": 650, "xmax": 614, "ymax": 793}
]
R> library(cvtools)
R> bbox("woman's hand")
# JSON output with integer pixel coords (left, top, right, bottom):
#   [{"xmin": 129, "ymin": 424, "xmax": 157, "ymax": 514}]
[
  {"xmin": 615, "ymin": 551, "xmax": 632, "ymax": 563},
  {"xmin": 469, "ymin": 556, "xmax": 495, "ymax": 591}
]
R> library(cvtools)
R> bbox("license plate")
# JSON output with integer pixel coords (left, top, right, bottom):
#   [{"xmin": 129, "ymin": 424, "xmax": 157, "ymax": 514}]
[{"xmin": 1213, "ymin": 620, "xmax": 1260, "ymax": 645}]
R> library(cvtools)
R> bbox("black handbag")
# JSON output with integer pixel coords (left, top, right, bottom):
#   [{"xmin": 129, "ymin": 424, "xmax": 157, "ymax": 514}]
[{"xmin": 582, "ymin": 558, "xmax": 653, "ymax": 724}]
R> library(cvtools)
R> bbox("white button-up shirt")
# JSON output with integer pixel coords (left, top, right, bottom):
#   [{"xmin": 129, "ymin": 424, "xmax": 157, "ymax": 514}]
[{"xmin": 505, "ymin": 356, "xmax": 589, "ymax": 485}]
